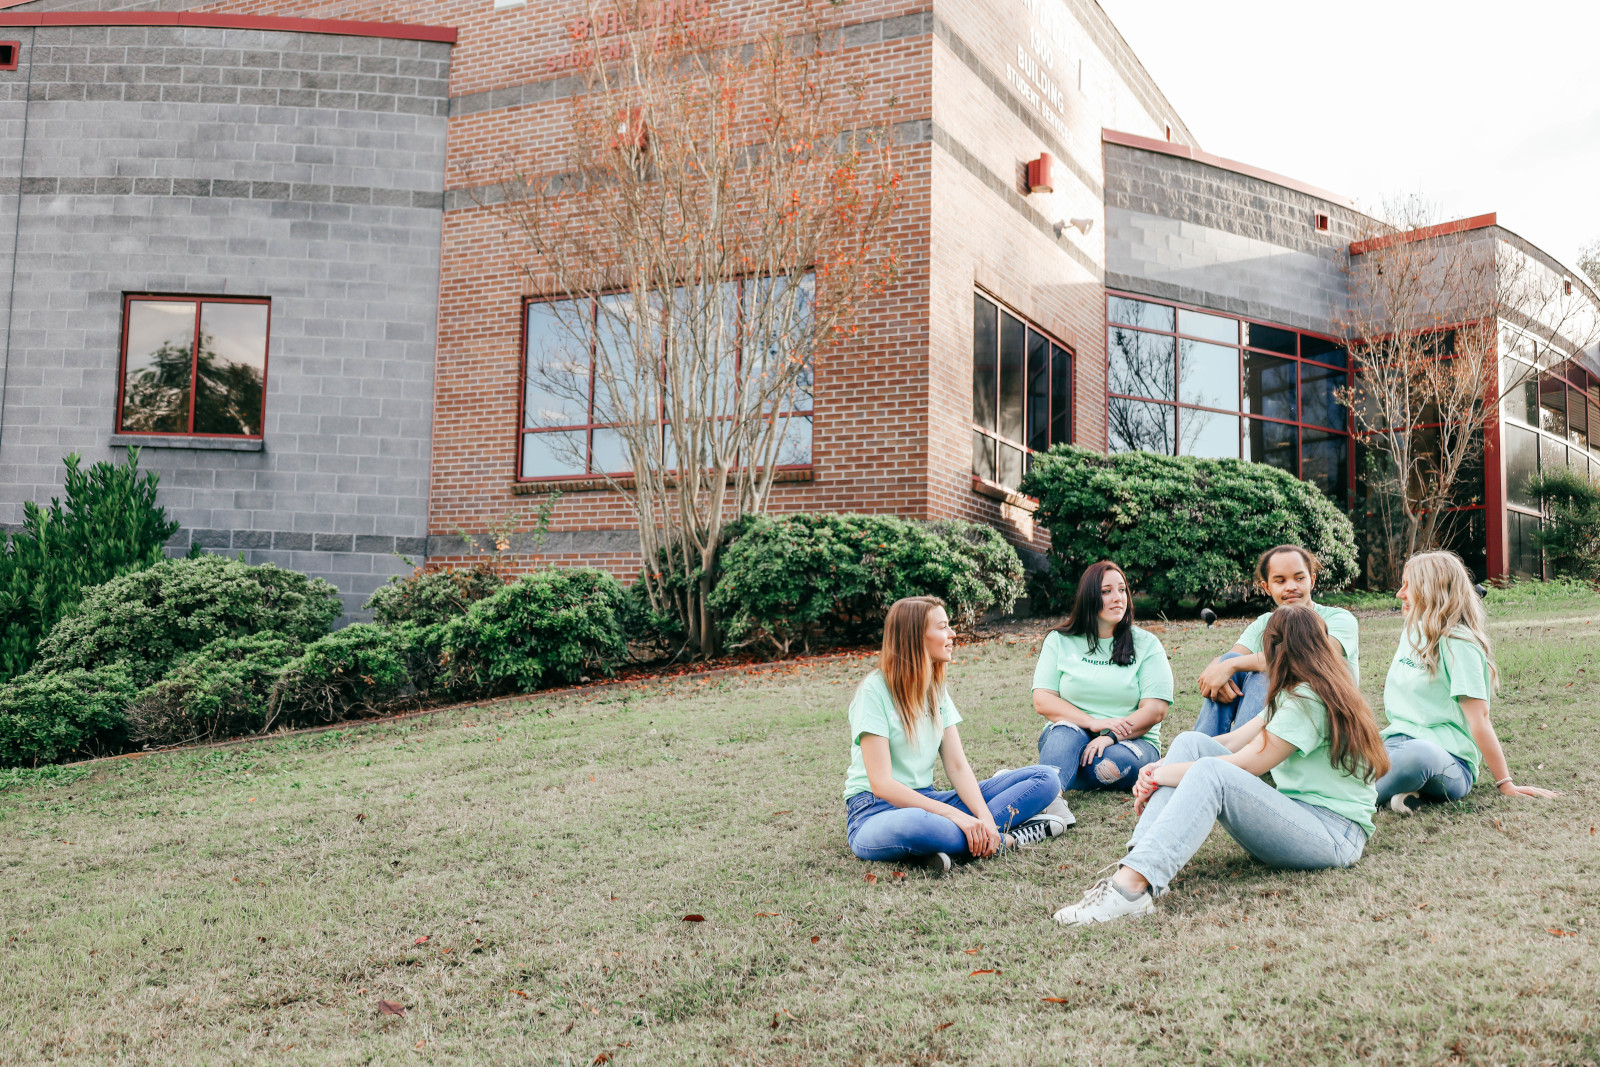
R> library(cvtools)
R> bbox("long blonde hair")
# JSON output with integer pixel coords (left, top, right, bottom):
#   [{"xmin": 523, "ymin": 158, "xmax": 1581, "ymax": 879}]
[
  {"xmin": 1401, "ymin": 550, "xmax": 1499, "ymax": 690},
  {"xmin": 879, "ymin": 596, "xmax": 949, "ymax": 741},
  {"xmin": 1262, "ymin": 604, "xmax": 1389, "ymax": 783}
]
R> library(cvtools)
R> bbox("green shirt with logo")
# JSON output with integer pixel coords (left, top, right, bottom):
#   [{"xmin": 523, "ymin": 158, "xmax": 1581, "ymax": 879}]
[
  {"xmin": 1237, "ymin": 601, "xmax": 1361, "ymax": 683},
  {"xmin": 1030, "ymin": 627, "xmax": 1174, "ymax": 750},
  {"xmin": 1380, "ymin": 627, "xmax": 1490, "ymax": 777},
  {"xmin": 1264, "ymin": 683, "xmax": 1377, "ymax": 837},
  {"xmin": 842, "ymin": 670, "xmax": 962, "ymax": 800}
]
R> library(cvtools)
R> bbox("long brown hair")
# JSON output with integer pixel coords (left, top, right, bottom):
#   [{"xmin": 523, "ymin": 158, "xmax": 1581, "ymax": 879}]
[
  {"xmin": 879, "ymin": 596, "xmax": 949, "ymax": 741},
  {"xmin": 1261, "ymin": 603, "xmax": 1389, "ymax": 782},
  {"xmin": 1054, "ymin": 561, "xmax": 1136, "ymax": 666}
]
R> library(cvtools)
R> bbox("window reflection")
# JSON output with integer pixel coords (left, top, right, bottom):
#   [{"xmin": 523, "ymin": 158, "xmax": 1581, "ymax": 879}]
[
  {"xmin": 1301, "ymin": 427, "xmax": 1348, "ymax": 506},
  {"xmin": 1177, "ymin": 309, "xmax": 1236, "ymax": 344},
  {"xmin": 1181, "ymin": 408, "xmax": 1239, "ymax": 459},
  {"xmin": 1178, "ymin": 340, "xmax": 1240, "ymax": 410},
  {"xmin": 1108, "ymin": 326, "xmax": 1175, "ymax": 401},
  {"xmin": 972, "ymin": 294, "xmax": 998, "ymax": 432},
  {"xmin": 1299, "ymin": 335, "xmax": 1347, "ymax": 367},
  {"xmin": 119, "ymin": 298, "xmax": 269, "ymax": 437},
  {"xmin": 1108, "ymin": 296, "xmax": 1174, "ymax": 331},
  {"xmin": 1508, "ymin": 510, "xmax": 1541, "ymax": 579},
  {"xmin": 1243, "ymin": 323, "xmax": 1296, "ymax": 355},
  {"xmin": 1109, "ymin": 397, "xmax": 1175, "ymax": 455},
  {"xmin": 1244, "ymin": 418, "xmax": 1296, "ymax": 473},
  {"xmin": 1539, "ymin": 377, "xmax": 1567, "ymax": 436},
  {"xmin": 1504, "ymin": 424, "xmax": 1539, "ymax": 508},
  {"xmin": 1245, "ymin": 351, "xmax": 1296, "ymax": 421},
  {"xmin": 972, "ymin": 294, "xmax": 1073, "ymax": 490},
  {"xmin": 1298, "ymin": 363, "xmax": 1347, "ymax": 430},
  {"xmin": 998, "ymin": 310, "xmax": 1026, "ymax": 442}
]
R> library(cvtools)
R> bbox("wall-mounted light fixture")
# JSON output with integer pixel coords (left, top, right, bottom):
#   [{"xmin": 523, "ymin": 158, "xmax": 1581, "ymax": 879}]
[
  {"xmin": 1026, "ymin": 153, "xmax": 1054, "ymax": 194},
  {"xmin": 1053, "ymin": 217, "xmax": 1094, "ymax": 238}
]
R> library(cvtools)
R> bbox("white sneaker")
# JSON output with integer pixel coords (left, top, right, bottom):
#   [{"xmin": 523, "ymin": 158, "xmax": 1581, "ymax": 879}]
[
  {"xmin": 1052, "ymin": 877, "xmax": 1155, "ymax": 926},
  {"xmin": 1008, "ymin": 813, "xmax": 1067, "ymax": 848},
  {"xmin": 1043, "ymin": 795, "xmax": 1076, "ymax": 827},
  {"xmin": 1389, "ymin": 792, "xmax": 1422, "ymax": 816},
  {"xmin": 994, "ymin": 766, "xmax": 1013, "ymax": 778}
]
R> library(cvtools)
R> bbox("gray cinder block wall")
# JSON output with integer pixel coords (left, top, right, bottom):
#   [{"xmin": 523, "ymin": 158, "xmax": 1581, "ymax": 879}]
[
  {"xmin": 1103, "ymin": 143, "xmax": 1371, "ymax": 334},
  {"xmin": 0, "ymin": 24, "xmax": 450, "ymax": 617}
]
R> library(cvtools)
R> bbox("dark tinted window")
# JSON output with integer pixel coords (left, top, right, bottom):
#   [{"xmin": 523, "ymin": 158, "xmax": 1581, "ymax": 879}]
[
  {"xmin": 1299, "ymin": 363, "xmax": 1347, "ymax": 430},
  {"xmin": 1245, "ymin": 352, "xmax": 1296, "ymax": 421},
  {"xmin": 1508, "ymin": 510, "xmax": 1541, "ymax": 579},
  {"xmin": 998, "ymin": 311, "xmax": 1026, "ymax": 442},
  {"xmin": 1243, "ymin": 323, "xmax": 1296, "ymax": 355},
  {"xmin": 1299, "ymin": 335, "xmax": 1347, "ymax": 367},
  {"xmin": 1244, "ymin": 418, "xmax": 1297, "ymax": 473},
  {"xmin": 972, "ymin": 294, "xmax": 997, "ymax": 432},
  {"xmin": 1050, "ymin": 342, "xmax": 1071, "ymax": 447},
  {"xmin": 1504, "ymin": 424, "xmax": 1539, "ymax": 509},
  {"xmin": 1027, "ymin": 328, "xmax": 1051, "ymax": 452},
  {"xmin": 1300, "ymin": 427, "xmax": 1348, "ymax": 506},
  {"xmin": 972, "ymin": 429, "xmax": 996, "ymax": 483},
  {"xmin": 1443, "ymin": 510, "xmax": 1487, "ymax": 580}
]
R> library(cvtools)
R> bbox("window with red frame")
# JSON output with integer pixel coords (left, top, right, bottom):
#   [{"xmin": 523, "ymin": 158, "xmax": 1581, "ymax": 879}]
[
  {"xmin": 520, "ymin": 278, "xmax": 814, "ymax": 479},
  {"xmin": 117, "ymin": 296, "xmax": 270, "ymax": 437},
  {"xmin": 971, "ymin": 292, "xmax": 1072, "ymax": 491}
]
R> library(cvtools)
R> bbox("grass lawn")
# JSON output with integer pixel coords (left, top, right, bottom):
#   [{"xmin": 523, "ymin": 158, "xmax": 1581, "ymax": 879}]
[{"xmin": 3, "ymin": 591, "xmax": 1599, "ymax": 1065}]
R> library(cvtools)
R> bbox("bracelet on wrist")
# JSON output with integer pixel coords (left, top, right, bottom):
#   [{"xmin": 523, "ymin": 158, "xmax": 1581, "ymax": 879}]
[{"xmin": 1495, "ymin": 776, "xmax": 1513, "ymax": 787}]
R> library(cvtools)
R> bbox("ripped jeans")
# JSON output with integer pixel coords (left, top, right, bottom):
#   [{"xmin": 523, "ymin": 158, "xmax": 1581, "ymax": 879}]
[{"xmin": 1037, "ymin": 723, "xmax": 1160, "ymax": 791}]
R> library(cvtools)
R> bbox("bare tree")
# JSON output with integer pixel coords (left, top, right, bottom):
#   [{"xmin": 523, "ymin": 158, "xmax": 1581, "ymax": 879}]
[
  {"xmin": 471, "ymin": 1, "xmax": 903, "ymax": 655},
  {"xmin": 1339, "ymin": 199, "xmax": 1599, "ymax": 585},
  {"xmin": 1580, "ymin": 237, "xmax": 1600, "ymax": 289}
]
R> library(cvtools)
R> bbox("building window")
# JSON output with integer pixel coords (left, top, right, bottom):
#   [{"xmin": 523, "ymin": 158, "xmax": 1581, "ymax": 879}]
[
  {"xmin": 0, "ymin": 42, "xmax": 18, "ymax": 70},
  {"xmin": 520, "ymin": 278, "xmax": 814, "ymax": 480},
  {"xmin": 117, "ymin": 296, "xmax": 270, "ymax": 437},
  {"xmin": 972, "ymin": 292, "xmax": 1072, "ymax": 491},
  {"xmin": 1106, "ymin": 292, "xmax": 1354, "ymax": 507}
]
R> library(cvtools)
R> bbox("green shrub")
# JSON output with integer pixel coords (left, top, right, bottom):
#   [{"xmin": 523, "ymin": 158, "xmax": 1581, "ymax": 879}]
[
  {"xmin": 124, "ymin": 635, "xmax": 301, "ymax": 747},
  {"xmin": 706, "ymin": 514, "xmax": 1025, "ymax": 654},
  {"xmin": 29, "ymin": 555, "xmax": 341, "ymax": 688},
  {"xmin": 0, "ymin": 665, "xmax": 137, "ymax": 766},
  {"xmin": 0, "ymin": 452, "xmax": 178, "ymax": 683},
  {"xmin": 1528, "ymin": 468, "xmax": 1600, "ymax": 580},
  {"xmin": 268, "ymin": 625, "xmax": 412, "ymax": 730},
  {"xmin": 439, "ymin": 569, "xmax": 629, "ymax": 697},
  {"xmin": 364, "ymin": 563, "xmax": 507, "ymax": 627},
  {"xmin": 1019, "ymin": 446, "xmax": 1357, "ymax": 612}
]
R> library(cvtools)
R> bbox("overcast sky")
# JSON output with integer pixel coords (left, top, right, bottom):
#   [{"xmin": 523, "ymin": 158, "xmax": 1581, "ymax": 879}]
[{"xmin": 1095, "ymin": 0, "xmax": 1600, "ymax": 275}]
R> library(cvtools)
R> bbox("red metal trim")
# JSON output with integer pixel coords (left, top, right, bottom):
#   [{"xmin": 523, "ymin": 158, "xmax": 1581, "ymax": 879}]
[
  {"xmin": 1348, "ymin": 214, "xmax": 1497, "ymax": 257},
  {"xmin": 1101, "ymin": 129, "xmax": 1359, "ymax": 211},
  {"xmin": 0, "ymin": 11, "xmax": 457, "ymax": 44}
]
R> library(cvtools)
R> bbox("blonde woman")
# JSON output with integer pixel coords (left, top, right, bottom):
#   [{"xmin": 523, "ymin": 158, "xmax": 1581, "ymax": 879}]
[
  {"xmin": 844, "ymin": 596, "xmax": 1068, "ymax": 874},
  {"xmin": 1376, "ymin": 551, "xmax": 1559, "ymax": 813}
]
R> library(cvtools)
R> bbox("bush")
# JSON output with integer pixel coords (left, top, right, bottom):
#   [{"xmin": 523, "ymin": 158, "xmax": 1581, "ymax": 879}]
[
  {"xmin": 268, "ymin": 625, "xmax": 412, "ymax": 730},
  {"xmin": 124, "ymin": 635, "xmax": 301, "ymax": 747},
  {"xmin": 706, "ymin": 514, "xmax": 1025, "ymax": 654},
  {"xmin": 1020, "ymin": 447, "xmax": 1357, "ymax": 612},
  {"xmin": 439, "ymin": 569, "xmax": 630, "ymax": 696},
  {"xmin": 29, "ymin": 555, "xmax": 342, "ymax": 689},
  {"xmin": 0, "ymin": 665, "xmax": 137, "ymax": 766},
  {"xmin": 0, "ymin": 452, "xmax": 178, "ymax": 683},
  {"xmin": 1528, "ymin": 468, "xmax": 1600, "ymax": 580},
  {"xmin": 364, "ymin": 563, "xmax": 507, "ymax": 627}
]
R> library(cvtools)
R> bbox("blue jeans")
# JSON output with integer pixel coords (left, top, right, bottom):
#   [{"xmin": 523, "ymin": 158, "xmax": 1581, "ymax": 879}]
[
  {"xmin": 1122, "ymin": 732, "xmax": 1368, "ymax": 895},
  {"xmin": 844, "ymin": 765, "xmax": 1061, "ymax": 862},
  {"xmin": 1037, "ymin": 723, "xmax": 1160, "ymax": 791},
  {"xmin": 1372, "ymin": 734, "xmax": 1475, "ymax": 805},
  {"xmin": 1194, "ymin": 651, "xmax": 1269, "ymax": 736}
]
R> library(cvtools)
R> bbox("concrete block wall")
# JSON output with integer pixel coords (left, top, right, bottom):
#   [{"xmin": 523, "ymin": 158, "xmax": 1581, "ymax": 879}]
[
  {"xmin": 0, "ymin": 23, "xmax": 450, "ymax": 616},
  {"xmin": 1104, "ymin": 143, "xmax": 1368, "ymax": 335}
]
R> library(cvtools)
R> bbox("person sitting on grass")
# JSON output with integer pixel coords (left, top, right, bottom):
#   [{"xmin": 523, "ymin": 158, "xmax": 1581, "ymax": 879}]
[
  {"xmin": 844, "ymin": 596, "xmax": 1069, "ymax": 876},
  {"xmin": 1194, "ymin": 544, "xmax": 1360, "ymax": 737},
  {"xmin": 1375, "ymin": 550, "xmax": 1559, "ymax": 814},
  {"xmin": 1052, "ymin": 603, "xmax": 1388, "ymax": 926},
  {"xmin": 1031, "ymin": 561, "xmax": 1172, "ymax": 793}
]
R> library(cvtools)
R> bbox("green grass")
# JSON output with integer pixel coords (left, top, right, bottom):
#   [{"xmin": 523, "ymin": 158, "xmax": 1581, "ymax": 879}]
[{"xmin": 3, "ymin": 597, "xmax": 1600, "ymax": 1064}]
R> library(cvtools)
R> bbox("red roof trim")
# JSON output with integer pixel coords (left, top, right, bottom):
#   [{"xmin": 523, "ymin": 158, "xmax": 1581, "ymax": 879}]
[
  {"xmin": 1348, "ymin": 213, "xmax": 1498, "ymax": 256},
  {"xmin": 0, "ymin": 11, "xmax": 457, "ymax": 44},
  {"xmin": 1101, "ymin": 128, "xmax": 1359, "ymax": 211}
]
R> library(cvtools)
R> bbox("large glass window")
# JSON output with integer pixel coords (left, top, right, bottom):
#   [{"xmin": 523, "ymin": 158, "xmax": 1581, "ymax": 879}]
[
  {"xmin": 521, "ymin": 277, "xmax": 813, "ymax": 480},
  {"xmin": 1107, "ymin": 292, "xmax": 1353, "ymax": 506},
  {"xmin": 973, "ymin": 293, "xmax": 1072, "ymax": 491},
  {"xmin": 1504, "ymin": 423, "xmax": 1539, "ymax": 508},
  {"xmin": 117, "ymin": 296, "xmax": 270, "ymax": 437}
]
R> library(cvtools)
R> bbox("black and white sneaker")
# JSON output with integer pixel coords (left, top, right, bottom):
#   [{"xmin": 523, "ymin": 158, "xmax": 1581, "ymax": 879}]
[
  {"xmin": 1389, "ymin": 792, "xmax": 1423, "ymax": 816},
  {"xmin": 1008, "ymin": 813, "xmax": 1067, "ymax": 848},
  {"xmin": 912, "ymin": 852, "xmax": 953, "ymax": 876}
]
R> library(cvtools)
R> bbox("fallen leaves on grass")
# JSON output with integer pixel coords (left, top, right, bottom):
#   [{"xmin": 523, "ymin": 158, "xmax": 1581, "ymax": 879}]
[
  {"xmin": 414, "ymin": 936, "xmax": 430, "ymax": 945},
  {"xmin": 891, "ymin": 871, "xmax": 906, "ymax": 880},
  {"xmin": 933, "ymin": 1021, "xmax": 953, "ymax": 1031},
  {"xmin": 1546, "ymin": 928, "xmax": 1577, "ymax": 937},
  {"xmin": 755, "ymin": 911, "xmax": 780, "ymax": 917},
  {"xmin": 355, "ymin": 813, "xmax": 366, "ymax": 823},
  {"xmin": 511, "ymin": 989, "xmax": 529, "ymax": 998},
  {"xmin": 593, "ymin": 1054, "xmax": 611, "ymax": 1065},
  {"xmin": 682, "ymin": 914, "xmax": 705, "ymax": 923},
  {"xmin": 968, "ymin": 969, "xmax": 999, "ymax": 977},
  {"xmin": 962, "ymin": 946, "xmax": 982, "ymax": 954},
  {"xmin": 377, "ymin": 1000, "xmax": 406, "ymax": 1016},
  {"xmin": 810, "ymin": 936, "xmax": 820, "ymax": 944},
  {"xmin": 1040, "ymin": 997, "xmax": 1070, "ymax": 1004},
  {"xmin": 863, "ymin": 873, "xmax": 878, "ymax": 884},
  {"xmin": 772, "ymin": 810, "xmax": 793, "ymax": 815}
]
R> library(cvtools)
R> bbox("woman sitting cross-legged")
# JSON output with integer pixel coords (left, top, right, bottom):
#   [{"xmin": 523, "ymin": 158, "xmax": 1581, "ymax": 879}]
[
  {"xmin": 1376, "ymin": 550, "xmax": 1559, "ymax": 813},
  {"xmin": 844, "ymin": 596, "xmax": 1069, "ymax": 875},
  {"xmin": 1033, "ymin": 561, "xmax": 1173, "ymax": 792},
  {"xmin": 1052, "ymin": 603, "xmax": 1389, "ymax": 925}
]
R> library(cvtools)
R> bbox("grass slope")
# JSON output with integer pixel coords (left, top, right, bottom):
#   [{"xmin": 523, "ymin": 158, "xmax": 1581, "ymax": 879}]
[{"xmin": 2, "ymin": 594, "xmax": 1598, "ymax": 1065}]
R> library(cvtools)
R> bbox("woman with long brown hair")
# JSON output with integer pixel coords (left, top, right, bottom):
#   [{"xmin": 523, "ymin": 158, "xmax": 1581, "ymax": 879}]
[
  {"xmin": 1053, "ymin": 603, "xmax": 1389, "ymax": 925},
  {"xmin": 844, "ymin": 596, "xmax": 1068, "ymax": 875}
]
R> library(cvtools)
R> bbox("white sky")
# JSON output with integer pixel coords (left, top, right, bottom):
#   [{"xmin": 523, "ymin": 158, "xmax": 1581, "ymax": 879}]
[{"xmin": 1094, "ymin": 0, "xmax": 1600, "ymax": 276}]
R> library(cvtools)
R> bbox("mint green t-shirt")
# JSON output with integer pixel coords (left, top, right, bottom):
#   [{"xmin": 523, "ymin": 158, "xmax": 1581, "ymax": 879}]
[
  {"xmin": 1030, "ymin": 627, "xmax": 1174, "ymax": 750},
  {"xmin": 842, "ymin": 670, "xmax": 962, "ymax": 800},
  {"xmin": 1263, "ymin": 684, "xmax": 1377, "ymax": 837},
  {"xmin": 1238, "ymin": 601, "xmax": 1361, "ymax": 683},
  {"xmin": 1380, "ymin": 627, "xmax": 1490, "ymax": 777}
]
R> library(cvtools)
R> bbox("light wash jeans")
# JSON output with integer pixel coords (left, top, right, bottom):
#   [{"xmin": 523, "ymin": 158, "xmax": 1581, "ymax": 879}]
[
  {"xmin": 1372, "ymin": 734, "xmax": 1476, "ymax": 805},
  {"xmin": 1038, "ymin": 723, "xmax": 1160, "ymax": 791},
  {"xmin": 1121, "ymin": 731, "xmax": 1368, "ymax": 895},
  {"xmin": 844, "ymin": 765, "xmax": 1061, "ymax": 862},
  {"xmin": 1193, "ymin": 651, "xmax": 1269, "ymax": 737}
]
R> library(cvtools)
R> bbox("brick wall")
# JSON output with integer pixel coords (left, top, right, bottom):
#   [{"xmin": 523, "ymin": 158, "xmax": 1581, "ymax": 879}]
[{"xmin": 0, "ymin": 23, "xmax": 450, "ymax": 616}]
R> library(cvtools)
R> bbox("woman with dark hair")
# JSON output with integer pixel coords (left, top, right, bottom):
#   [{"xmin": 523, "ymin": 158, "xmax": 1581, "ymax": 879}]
[
  {"xmin": 844, "ymin": 596, "xmax": 1068, "ymax": 875},
  {"xmin": 1031, "ymin": 561, "xmax": 1173, "ymax": 792},
  {"xmin": 1053, "ymin": 604, "xmax": 1389, "ymax": 926}
]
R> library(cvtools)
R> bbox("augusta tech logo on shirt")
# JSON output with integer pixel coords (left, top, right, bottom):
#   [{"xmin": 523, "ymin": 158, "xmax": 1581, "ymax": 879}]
[{"xmin": 1397, "ymin": 656, "xmax": 1424, "ymax": 671}]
